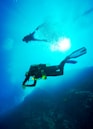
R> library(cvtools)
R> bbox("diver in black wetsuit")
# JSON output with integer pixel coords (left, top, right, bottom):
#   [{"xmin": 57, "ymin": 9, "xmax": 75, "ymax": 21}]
[
  {"xmin": 22, "ymin": 56, "xmax": 70, "ymax": 87},
  {"xmin": 22, "ymin": 24, "xmax": 48, "ymax": 43},
  {"xmin": 22, "ymin": 47, "xmax": 87, "ymax": 88}
]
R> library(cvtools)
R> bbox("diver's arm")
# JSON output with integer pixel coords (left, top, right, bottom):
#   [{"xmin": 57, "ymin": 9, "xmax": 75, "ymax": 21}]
[
  {"xmin": 22, "ymin": 73, "xmax": 37, "ymax": 87},
  {"xmin": 27, "ymin": 80, "xmax": 36, "ymax": 87},
  {"xmin": 23, "ymin": 80, "xmax": 37, "ymax": 87},
  {"xmin": 22, "ymin": 75, "xmax": 30, "ymax": 85}
]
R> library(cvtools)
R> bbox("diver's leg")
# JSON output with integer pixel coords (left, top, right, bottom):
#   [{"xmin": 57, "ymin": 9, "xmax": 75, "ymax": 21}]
[
  {"xmin": 59, "ymin": 56, "xmax": 70, "ymax": 70},
  {"xmin": 46, "ymin": 66, "xmax": 64, "ymax": 76},
  {"xmin": 33, "ymin": 38, "xmax": 48, "ymax": 42},
  {"xmin": 57, "ymin": 56, "xmax": 70, "ymax": 75}
]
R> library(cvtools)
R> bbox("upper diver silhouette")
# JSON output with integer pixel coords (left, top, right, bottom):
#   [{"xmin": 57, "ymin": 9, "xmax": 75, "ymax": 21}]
[
  {"xmin": 22, "ymin": 24, "xmax": 48, "ymax": 43},
  {"xmin": 22, "ymin": 47, "xmax": 87, "ymax": 88}
]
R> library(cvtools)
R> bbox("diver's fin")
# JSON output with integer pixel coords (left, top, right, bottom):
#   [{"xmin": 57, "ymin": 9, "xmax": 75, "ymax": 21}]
[
  {"xmin": 66, "ymin": 60, "xmax": 77, "ymax": 64},
  {"xmin": 69, "ymin": 47, "xmax": 87, "ymax": 59}
]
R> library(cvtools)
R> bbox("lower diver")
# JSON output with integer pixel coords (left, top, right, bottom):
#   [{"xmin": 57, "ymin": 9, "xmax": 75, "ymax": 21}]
[{"xmin": 22, "ymin": 47, "xmax": 87, "ymax": 88}]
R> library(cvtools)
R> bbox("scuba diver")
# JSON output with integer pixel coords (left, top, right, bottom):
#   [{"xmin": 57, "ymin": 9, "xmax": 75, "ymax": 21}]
[
  {"xmin": 22, "ymin": 24, "xmax": 48, "ymax": 43},
  {"xmin": 22, "ymin": 47, "xmax": 87, "ymax": 88}
]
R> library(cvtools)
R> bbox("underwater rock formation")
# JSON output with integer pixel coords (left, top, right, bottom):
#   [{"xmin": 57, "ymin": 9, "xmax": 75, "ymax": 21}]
[{"xmin": 0, "ymin": 67, "xmax": 93, "ymax": 129}]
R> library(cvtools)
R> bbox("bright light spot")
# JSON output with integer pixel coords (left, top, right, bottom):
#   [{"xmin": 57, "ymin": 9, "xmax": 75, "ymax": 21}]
[{"xmin": 50, "ymin": 37, "xmax": 71, "ymax": 52}]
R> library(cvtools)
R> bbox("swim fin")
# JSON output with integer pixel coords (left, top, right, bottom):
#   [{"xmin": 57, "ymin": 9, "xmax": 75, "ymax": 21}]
[
  {"xmin": 68, "ymin": 47, "xmax": 87, "ymax": 59},
  {"xmin": 66, "ymin": 60, "xmax": 77, "ymax": 64}
]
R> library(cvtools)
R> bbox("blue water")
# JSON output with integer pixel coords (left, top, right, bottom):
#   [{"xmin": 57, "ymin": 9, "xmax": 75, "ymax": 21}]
[{"xmin": 0, "ymin": 0, "xmax": 93, "ymax": 118}]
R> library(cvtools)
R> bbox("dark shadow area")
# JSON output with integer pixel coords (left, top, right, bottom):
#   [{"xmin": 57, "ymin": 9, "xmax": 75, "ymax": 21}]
[{"xmin": 0, "ymin": 67, "xmax": 93, "ymax": 129}]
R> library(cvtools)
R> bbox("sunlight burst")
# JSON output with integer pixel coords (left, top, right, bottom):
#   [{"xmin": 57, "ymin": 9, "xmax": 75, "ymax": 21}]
[{"xmin": 50, "ymin": 37, "xmax": 71, "ymax": 52}]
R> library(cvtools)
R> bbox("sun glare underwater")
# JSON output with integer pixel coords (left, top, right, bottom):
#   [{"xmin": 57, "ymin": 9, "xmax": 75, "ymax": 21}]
[
  {"xmin": 0, "ymin": 0, "xmax": 93, "ymax": 115},
  {"xmin": 50, "ymin": 37, "xmax": 71, "ymax": 51}
]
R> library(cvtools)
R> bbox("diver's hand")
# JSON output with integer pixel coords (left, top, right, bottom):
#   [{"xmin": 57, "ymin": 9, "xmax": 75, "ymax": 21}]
[{"xmin": 22, "ymin": 85, "xmax": 26, "ymax": 89}]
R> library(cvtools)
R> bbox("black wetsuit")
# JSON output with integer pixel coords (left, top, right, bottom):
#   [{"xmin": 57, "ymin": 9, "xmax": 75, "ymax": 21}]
[{"xmin": 22, "ymin": 57, "xmax": 68, "ymax": 87}]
